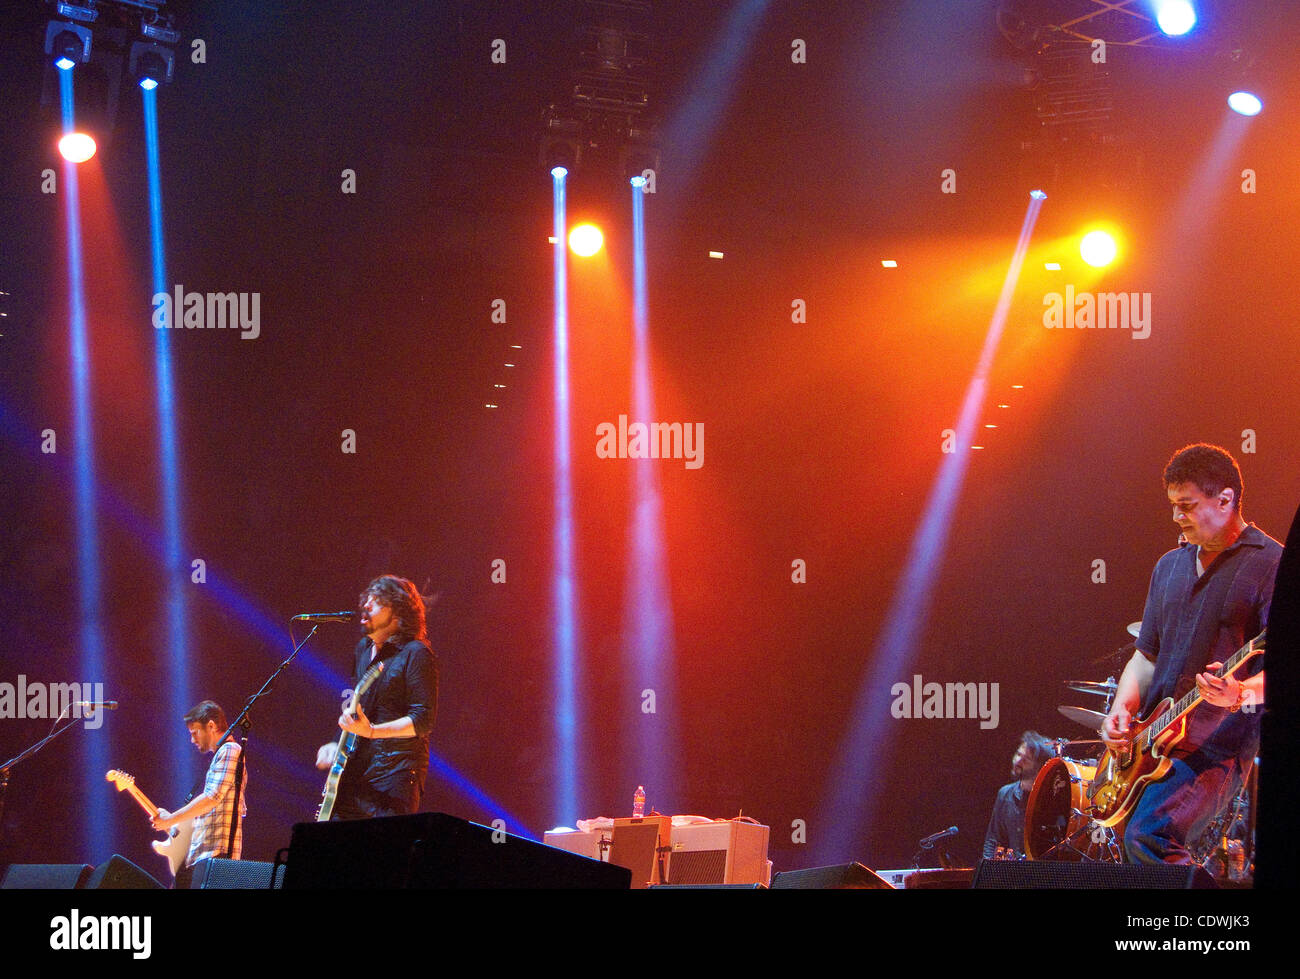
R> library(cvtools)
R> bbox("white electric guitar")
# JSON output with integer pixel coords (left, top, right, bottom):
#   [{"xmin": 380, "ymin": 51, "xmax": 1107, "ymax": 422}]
[{"xmin": 105, "ymin": 769, "xmax": 193, "ymax": 877}]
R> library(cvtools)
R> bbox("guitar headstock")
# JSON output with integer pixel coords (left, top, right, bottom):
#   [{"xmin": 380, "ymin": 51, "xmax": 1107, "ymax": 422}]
[{"xmin": 106, "ymin": 769, "xmax": 135, "ymax": 790}]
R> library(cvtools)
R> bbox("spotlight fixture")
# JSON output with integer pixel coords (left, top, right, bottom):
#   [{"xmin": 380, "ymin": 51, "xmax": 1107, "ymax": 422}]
[
  {"xmin": 568, "ymin": 223, "xmax": 604, "ymax": 257},
  {"xmin": 58, "ymin": 131, "xmax": 97, "ymax": 163},
  {"xmin": 1154, "ymin": 0, "xmax": 1197, "ymax": 37},
  {"xmin": 129, "ymin": 40, "xmax": 174, "ymax": 86},
  {"xmin": 1227, "ymin": 91, "xmax": 1262, "ymax": 116},
  {"xmin": 541, "ymin": 106, "xmax": 585, "ymax": 173},
  {"xmin": 55, "ymin": 2, "xmax": 99, "ymax": 23},
  {"xmin": 1079, "ymin": 229, "xmax": 1118, "ymax": 268},
  {"xmin": 45, "ymin": 20, "xmax": 93, "ymax": 66},
  {"xmin": 141, "ymin": 12, "xmax": 180, "ymax": 45}
]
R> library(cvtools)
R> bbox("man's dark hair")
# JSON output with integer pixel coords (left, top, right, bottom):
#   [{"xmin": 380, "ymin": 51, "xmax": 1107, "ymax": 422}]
[
  {"xmin": 1163, "ymin": 443, "xmax": 1244, "ymax": 511},
  {"xmin": 184, "ymin": 700, "xmax": 227, "ymax": 730},
  {"xmin": 360, "ymin": 574, "xmax": 428, "ymax": 643},
  {"xmin": 1020, "ymin": 730, "xmax": 1055, "ymax": 768}
]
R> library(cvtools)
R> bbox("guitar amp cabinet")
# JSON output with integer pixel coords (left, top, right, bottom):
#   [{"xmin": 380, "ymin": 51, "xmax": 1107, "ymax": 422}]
[{"xmin": 665, "ymin": 819, "xmax": 770, "ymax": 887}]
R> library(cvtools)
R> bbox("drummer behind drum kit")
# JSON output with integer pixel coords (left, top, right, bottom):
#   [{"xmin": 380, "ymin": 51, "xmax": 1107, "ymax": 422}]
[{"xmin": 1018, "ymin": 622, "xmax": 1253, "ymax": 880}]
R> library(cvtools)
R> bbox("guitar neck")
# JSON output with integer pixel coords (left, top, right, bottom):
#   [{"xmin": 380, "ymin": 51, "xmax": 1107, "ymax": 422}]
[
  {"xmin": 122, "ymin": 782, "xmax": 159, "ymax": 818},
  {"xmin": 1142, "ymin": 630, "xmax": 1265, "ymax": 750}
]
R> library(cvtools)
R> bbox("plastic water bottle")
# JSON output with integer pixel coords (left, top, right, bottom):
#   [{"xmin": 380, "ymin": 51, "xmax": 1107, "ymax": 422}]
[{"xmin": 633, "ymin": 785, "xmax": 645, "ymax": 819}]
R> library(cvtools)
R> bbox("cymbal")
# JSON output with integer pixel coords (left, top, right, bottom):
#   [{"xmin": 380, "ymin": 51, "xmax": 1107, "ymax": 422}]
[
  {"xmin": 1065, "ymin": 678, "xmax": 1118, "ymax": 696},
  {"xmin": 1127, "ymin": 621, "xmax": 1142, "ymax": 638},
  {"xmin": 1058, "ymin": 705, "xmax": 1107, "ymax": 731}
]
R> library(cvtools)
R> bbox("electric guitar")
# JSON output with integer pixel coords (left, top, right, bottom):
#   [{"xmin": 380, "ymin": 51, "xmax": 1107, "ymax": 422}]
[
  {"xmin": 105, "ymin": 769, "xmax": 193, "ymax": 877},
  {"xmin": 1087, "ymin": 630, "xmax": 1264, "ymax": 827},
  {"xmin": 316, "ymin": 659, "xmax": 385, "ymax": 821}
]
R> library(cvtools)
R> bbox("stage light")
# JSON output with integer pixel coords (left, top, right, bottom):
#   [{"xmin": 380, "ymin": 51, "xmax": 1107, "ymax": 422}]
[
  {"xmin": 1154, "ymin": 1, "xmax": 1196, "ymax": 37},
  {"xmin": 630, "ymin": 175, "xmax": 645, "ymax": 188},
  {"xmin": 1080, "ymin": 230, "xmax": 1118, "ymax": 267},
  {"xmin": 58, "ymin": 132, "xmax": 97, "ymax": 163},
  {"xmin": 130, "ymin": 40, "xmax": 174, "ymax": 86},
  {"xmin": 568, "ymin": 223, "xmax": 603, "ymax": 257},
  {"xmin": 56, "ymin": 2, "xmax": 98, "ymax": 23},
  {"xmin": 45, "ymin": 20, "xmax": 92, "ymax": 66},
  {"xmin": 1030, "ymin": 189, "xmax": 1047, "ymax": 200},
  {"xmin": 139, "ymin": 77, "xmax": 158, "ymax": 90},
  {"xmin": 1228, "ymin": 91, "xmax": 1262, "ymax": 116},
  {"xmin": 551, "ymin": 166, "xmax": 568, "ymax": 180},
  {"xmin": 141, "ymin": 12, "xmax": 181, "ymax": 46}
]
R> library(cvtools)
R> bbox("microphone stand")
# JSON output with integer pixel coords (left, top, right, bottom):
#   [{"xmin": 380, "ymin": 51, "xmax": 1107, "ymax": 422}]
[
  {"xmin": 218, "ymin": 623, "xmax": 322, "ymax": 861},
  {"xmin": 0, "ymin": 706, "xmax": 107, "ymax": 854}
]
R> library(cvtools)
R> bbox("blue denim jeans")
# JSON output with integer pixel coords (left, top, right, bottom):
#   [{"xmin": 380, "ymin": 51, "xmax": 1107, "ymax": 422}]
[{"xmin": 1122, "ymin": 753, "xmax": 1243, "ymax": 864}]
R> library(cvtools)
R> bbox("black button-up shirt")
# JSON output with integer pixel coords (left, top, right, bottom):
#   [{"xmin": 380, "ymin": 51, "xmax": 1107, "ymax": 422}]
[
  {"xmin": 348, "ymin": 634, "xmax": 439, "ymax": 782},
  {"xmin": 1137, "ymin": 524, "xmax": 1281, "ymax": 760}
]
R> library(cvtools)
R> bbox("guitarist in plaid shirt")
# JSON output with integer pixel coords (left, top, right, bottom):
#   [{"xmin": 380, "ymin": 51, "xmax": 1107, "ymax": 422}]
[
  {"xmin": 151, "ymin": 700, "xmax": 248, "ymax": 888},
  {"xmin": 1101, "ymin": 444, "xmax": 1280, "ymax": 865}
]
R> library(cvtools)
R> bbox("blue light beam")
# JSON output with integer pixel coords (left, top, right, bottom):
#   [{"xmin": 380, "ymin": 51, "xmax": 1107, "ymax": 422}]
[
  {"xmin": 142, "ymin": 81, "xmax": 195, "ymax": 805},
  {"xmin": 59, "ymin": 62, "xmax": 116, "ymax": 859},
  {"xmin": 817, "ymin": 193, "xmax": 1046, "ymax": 864},
  {"xmin": 551, "ymin": 167, "xmax": 582, "ymax": 826},
  {"xmin": 623, "ymin": 177, "xmax": 680, "ymax": 809}
]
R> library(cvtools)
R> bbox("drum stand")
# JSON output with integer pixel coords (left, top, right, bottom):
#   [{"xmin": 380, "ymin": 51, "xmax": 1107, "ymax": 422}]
[{"xmin": 1036, "ymin": 812, "xmax": 1123, "ymax": 862}]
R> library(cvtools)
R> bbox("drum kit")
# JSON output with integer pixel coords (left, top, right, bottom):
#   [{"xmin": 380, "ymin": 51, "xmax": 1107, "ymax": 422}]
[{"xmin": 1019, "ymin": 622, "xmax": 1253, "ymax": 879}]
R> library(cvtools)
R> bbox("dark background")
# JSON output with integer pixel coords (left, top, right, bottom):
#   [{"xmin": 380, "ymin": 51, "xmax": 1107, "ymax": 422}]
[{"xmin": 1, "ymin": 0, "xmax": 1297, "ymax": 876}]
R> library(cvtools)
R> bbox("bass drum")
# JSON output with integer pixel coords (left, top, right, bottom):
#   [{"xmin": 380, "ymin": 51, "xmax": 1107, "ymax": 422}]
[{"xmin": 1024, "ymin": 757, "xmax": 1099, "ymax": 861}]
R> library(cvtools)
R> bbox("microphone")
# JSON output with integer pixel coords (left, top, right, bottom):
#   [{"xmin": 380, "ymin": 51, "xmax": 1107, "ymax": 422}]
[
  {"xmin": 293, "ymin": 611, "xmax": 359, "ymax": 623},
  {"xmin": 76, "ymin": 701, "xmax": 119, "ymax": 711},
  {"xmin": 919, "ymin": 826, "xmax": 958, "ymax": 847}
]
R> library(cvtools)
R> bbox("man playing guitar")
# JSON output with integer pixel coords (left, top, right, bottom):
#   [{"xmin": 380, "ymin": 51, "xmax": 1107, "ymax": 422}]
[
  {"xmin": 150, "ymin": 700, "xmax": 248, "ymax": 888},
  {"xmin": 1101, "ymin": 444, "xmax": 1279, "ymax": 864},
  {"xmin": 314, "ymin": 575, "xmax": 438, "ymax": 820}
]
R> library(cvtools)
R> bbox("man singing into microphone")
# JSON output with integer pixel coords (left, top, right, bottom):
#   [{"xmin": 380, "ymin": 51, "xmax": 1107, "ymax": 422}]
[{"xmin": 315, "ymin": 575, "xmax": 439, "ymax": 819}]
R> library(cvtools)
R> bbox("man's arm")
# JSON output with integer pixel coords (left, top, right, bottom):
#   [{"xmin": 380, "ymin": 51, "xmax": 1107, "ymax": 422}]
[
  {"xmin": 1101, "ymin": 651, "xmax": 1155, "ymax": 747},
  {"xmin": 152, "ymin": 793, "xmax": 219, "ymax": 831},
  {"xmin": 339, "ymin": 644, "xmax": 437, "ymax": 741},
  {"xmin": 340, "ymin": 707, "xmax": 416, "ymax": 739},
  {"xmin": 982, "ymin": 795, "xmax": 1003, "ymax": 860},
  {"xmin": 152, "ymin": 742, "xmax": 239, "ymax": 831}
]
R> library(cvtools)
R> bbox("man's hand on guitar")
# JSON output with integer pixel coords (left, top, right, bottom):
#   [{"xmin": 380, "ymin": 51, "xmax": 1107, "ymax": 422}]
[
  {"xmin": 315, "ymin": 742, "xmax": 339, "ymax": 771},
  {"xmin": 151, "ymin": 808, "xmax": 174, "ymax": 832},
  {"xmin": 338, "ymin": 702, "xmax": 374, "ymax": 738},
  {"xmin": 1195, "ymin": 662, "xmax": 1240, "ymax": 709},
  {"xmin": 1101, "ymin": 707, "xmax": 1132, "ymax": 749}
]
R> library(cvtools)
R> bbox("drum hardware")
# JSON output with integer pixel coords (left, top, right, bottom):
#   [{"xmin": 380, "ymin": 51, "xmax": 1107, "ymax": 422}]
[
  {"xmin": 1024, "ymin": 757, "xmax": 1121, "ymax": 863},
  {"xmin": 1065, "ymin": 679, "xmax": 1117, "ymax": 697},
  {"xmin": 1057, "ymin": 705, "xmax": 1107, "ymax": 732}
]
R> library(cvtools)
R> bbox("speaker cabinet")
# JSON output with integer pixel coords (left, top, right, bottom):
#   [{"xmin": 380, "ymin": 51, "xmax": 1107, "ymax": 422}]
[
  {"xmin": 971, "ymin": 859, "xmax": 1216, "ymax": 889},
  {"xmin": 188, "ymin": 857, "xmax": 284, "ymax": 889},
  {"xmin": 0, "ymin": 863, "xmax": 94, "ymax": 889},
  {"xmin": 283, "ymin": 812, "xmax": 632, "ymax": 889},
  {"xmin": 85, "ymin": 855, "xmax": 166, "ymax": 889},
  {"xmin": 771, "ymin": 862, "xmax": 895, "ymax": 889}
]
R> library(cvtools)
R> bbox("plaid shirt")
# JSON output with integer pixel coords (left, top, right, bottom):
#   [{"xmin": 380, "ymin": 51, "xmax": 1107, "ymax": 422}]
[{"xmin": 186, "ymin": 739, "xmax": 248, "ymax": 866}]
